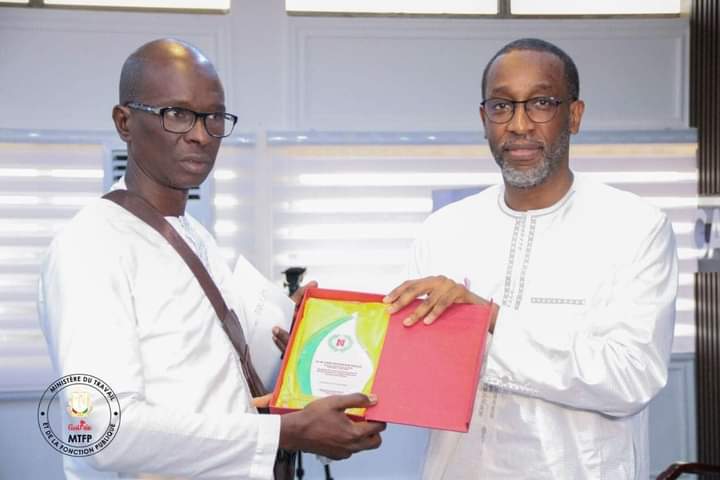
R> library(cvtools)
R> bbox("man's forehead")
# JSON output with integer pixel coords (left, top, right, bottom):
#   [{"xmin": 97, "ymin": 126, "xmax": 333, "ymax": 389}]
[
  {"xmin": 142, "ymin": 58, "xmax": 217, "ymax": 83},
  {"xmin": 486, "ymin": 49, "xmax": 565, "ymax": 95},
  {"xmin": 140, "ymin": 60, "xmax": 224, "ymax": 101}
]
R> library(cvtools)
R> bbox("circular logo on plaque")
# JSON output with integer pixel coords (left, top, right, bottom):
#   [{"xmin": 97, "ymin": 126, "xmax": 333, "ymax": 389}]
[{"xmin": 328, "ymin": 334, "xmax": 353, "ymax": 352}]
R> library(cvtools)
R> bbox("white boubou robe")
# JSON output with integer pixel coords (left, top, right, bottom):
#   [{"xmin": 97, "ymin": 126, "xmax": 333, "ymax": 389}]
[
  {"xmin": 411, "ymin": 175, "xmax": 677, "ymax": 480},
  {"xmin": 38, "ymin": 180, "xmax": 294, "ymax": 480}
]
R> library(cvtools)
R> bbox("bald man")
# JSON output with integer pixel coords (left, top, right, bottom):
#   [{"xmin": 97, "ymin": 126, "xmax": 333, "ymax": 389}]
[{"xmin": 38, "ymin": 39, "xmax": 384, "ymax": 480}]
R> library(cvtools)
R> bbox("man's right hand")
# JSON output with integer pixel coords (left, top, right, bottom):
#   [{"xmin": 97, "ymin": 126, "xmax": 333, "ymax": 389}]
[
  {"xmin": 279, "ymin": 393, "xmax": 386, "ymax": 460},
  {"xmin": 383, "ymin": 276, "xmax": 499, "ymax": 333}
]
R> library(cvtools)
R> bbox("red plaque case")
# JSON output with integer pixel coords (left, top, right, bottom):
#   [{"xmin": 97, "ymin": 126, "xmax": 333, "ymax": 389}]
[{"xmin": 270, "ymin": 287, "xmax": 490, "ymax": 432}]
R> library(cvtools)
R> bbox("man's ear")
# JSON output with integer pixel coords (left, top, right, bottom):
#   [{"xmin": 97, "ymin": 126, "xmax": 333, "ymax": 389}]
[
  {"xmin": 569, "ymin": 99, "xmax": 585, "ymax": 135},
  {"xmin": 112, "ymin": 105, "xmax": 131, "ymax": 142},
  {"xmin": 479, "ymin": 106, "xmax": 488, "ymax": 139}
]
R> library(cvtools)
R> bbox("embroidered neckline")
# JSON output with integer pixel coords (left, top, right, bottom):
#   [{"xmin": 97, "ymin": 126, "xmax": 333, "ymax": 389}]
[{"xmin": 497, "ymin": 174, "xmax": 578, "ymax": 218}]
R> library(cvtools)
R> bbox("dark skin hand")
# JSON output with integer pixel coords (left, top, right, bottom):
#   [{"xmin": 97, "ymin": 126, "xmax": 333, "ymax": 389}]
[
  {"xmin": 383, "ymin": 275, "xmax": 498, "ymax": 333},
  {"xmin": 279, "ymin": 393, "xmax": 385, "ymax": 460},
  {"xmin": 262, "ymin": 280, "xmax": 316, "ymax": 407},
  {"xmin": 271, "ymin": 280, "xmax": 317, "ymax": 353},
  {"xmin": 272, "ymin": 327, "xmax": 290, "ymax": 353},
  {"xmin": 258, "ymin": 280, "xmax": 312, "ymax": 408},
  {"xmin": 265, "ymin": 280, "xmax": 386, "ymax": 459}
]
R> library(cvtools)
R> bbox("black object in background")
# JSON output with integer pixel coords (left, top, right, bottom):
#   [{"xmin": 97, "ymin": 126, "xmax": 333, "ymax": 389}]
[
  {"xmin": 283, "ymin": 267, "xmax": 307, "ymax": 296},
  {"xmin": 282, "ymin": 266, "xmax": 333, "ymax": 480}
]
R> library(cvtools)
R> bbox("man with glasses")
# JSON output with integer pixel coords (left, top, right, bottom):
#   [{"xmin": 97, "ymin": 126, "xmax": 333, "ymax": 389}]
[
  {"xmin": 384, "ymin": 38, "xmax": 677, "ymax": 479},
  {"xmin": 38, "ymin": 38, "xmax": 384, "ymax": 479}
]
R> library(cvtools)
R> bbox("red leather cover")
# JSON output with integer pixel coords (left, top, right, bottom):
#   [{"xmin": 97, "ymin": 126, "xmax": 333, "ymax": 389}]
[{"xmin": 270, "ymin": 287, "xmax": 490, "ymax": 432}]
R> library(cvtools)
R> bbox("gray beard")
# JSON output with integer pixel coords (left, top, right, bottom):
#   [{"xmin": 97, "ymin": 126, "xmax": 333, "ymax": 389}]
[{"xmin": 491, "ymin": 128, "xmax": 570, "ymax": 189}]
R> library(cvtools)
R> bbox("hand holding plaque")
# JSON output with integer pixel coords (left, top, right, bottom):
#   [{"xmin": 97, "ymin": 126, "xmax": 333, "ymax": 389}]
[
  {"xmin": 274, "ymin": 297, "xmax": 389, "ymax": 417},
  {"xmin": 271, "ymin": 288, "xmax": 491, "ymax": 432}
]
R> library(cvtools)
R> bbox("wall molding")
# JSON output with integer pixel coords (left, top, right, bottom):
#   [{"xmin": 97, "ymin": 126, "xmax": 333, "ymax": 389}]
[
  {"xmin": 0, "ymin": 128, "xmax": 256, "ymax": 146},
  {"xmin": 267, "ymin": 129, "xmax": 697, "ymax": 145}
]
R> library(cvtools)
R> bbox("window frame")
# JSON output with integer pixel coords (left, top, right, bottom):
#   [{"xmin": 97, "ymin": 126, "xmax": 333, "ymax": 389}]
[
  {"xmin": 0, "ymin": 0, "xmax": 229, "ymax": 14},
  {"xmin": 285, "ymin": 0, "xmax": 685, "ymax": 19}
]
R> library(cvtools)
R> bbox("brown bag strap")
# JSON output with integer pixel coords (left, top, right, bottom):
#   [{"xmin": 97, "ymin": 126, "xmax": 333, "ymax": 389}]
[
  {"xmin": 104, "ymin": 189, "xmax": 296, "ymax": 478},
  {"xmin": 101, "ymin": 189, "xmax": 262, "ymax": 394}
]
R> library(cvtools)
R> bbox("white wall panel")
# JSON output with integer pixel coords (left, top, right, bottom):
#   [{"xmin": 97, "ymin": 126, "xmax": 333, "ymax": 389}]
[
  {"xmin": 0, "ymin": 8, "xmax": 687, "ymax": 133},
  {"xmin": 288, "ymin": 18, "xmax": 688, "ymax": 130},
  {"xmin": 0, "ymin": 8, "xmax": 231, "ymax": 132}
]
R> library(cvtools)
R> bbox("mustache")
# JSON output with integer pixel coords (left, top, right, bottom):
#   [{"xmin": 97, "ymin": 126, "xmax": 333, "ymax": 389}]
[{"xmin": 502, "ymin": 139, "xmax": 544, "ymax": 150}]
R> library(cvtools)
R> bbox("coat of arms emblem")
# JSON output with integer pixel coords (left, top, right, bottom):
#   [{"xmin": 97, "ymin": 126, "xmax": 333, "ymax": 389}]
[{"xmin": 67, "ymin": 390, "xmax": 92, "ymax": 418}]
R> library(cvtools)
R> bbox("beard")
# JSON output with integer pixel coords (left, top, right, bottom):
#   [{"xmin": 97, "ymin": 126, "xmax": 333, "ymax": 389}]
[{"xmin": 490, "ymin": 125, "xmax": 571, "ymax": 189}]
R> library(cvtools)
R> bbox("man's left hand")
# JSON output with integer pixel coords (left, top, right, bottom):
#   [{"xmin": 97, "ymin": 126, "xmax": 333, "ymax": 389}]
[
  {"xmin": 272, "ymin": 326, "xmax": 290, "ymax": 353},
  {"xmin": 252, "ymin": 393, "xmax": 273, "ymax": 409},
  {"xmin": 290, "ymin": 280, "xmax": 318, "ymax": 305},
  {"xmin": 272, "ymin": 280, "xmax": 319, "ymax": 353}
]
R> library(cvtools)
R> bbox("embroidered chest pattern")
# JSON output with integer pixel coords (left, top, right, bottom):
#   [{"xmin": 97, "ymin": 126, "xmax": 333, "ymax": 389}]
[{"xmin": 501, "ymin": 216, "xmax": 538, "ymax": 310}]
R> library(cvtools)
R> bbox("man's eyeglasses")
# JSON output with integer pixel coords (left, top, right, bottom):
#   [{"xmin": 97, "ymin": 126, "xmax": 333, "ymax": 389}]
[
  {"xmin": 125, "ymin": 102, "xmax": 238, "ymax": 138},
  {"xmin": 480, "ymin": 96, "xmax": 570, "ymax": 124}
]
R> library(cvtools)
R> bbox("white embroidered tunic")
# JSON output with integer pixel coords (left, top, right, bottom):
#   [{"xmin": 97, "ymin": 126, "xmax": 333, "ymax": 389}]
[{"xmin": 412, "ymin": 175, "xmax": 677, "ymax": 480}]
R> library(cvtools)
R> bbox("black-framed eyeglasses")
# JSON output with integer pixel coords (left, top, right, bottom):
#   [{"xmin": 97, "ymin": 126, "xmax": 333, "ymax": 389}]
[
  {"xmin": 480, "ymin": 96, "xmax": 569, "ymax": 124},
  {"xmin": 125, "ymin": 102, "xmax": 238, "ymax": 138}
]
